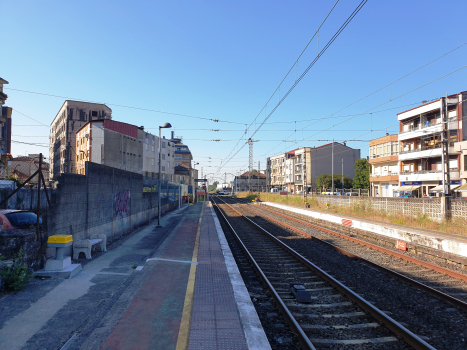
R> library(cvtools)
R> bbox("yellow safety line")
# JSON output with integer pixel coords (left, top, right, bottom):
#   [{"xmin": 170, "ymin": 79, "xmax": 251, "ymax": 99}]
[{"xmin": 175, "ymin": 203, "xmax": 204, "ymax": 350}]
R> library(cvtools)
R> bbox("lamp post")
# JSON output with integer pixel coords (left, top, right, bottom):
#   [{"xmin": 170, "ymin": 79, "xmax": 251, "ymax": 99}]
[
  {"xmin": 192, "ymin": 162, "xmax": 199, "ymax": 204},
  {"xmin": 157, "ymin": 122, "xmax": 172, "ymax": 228}
]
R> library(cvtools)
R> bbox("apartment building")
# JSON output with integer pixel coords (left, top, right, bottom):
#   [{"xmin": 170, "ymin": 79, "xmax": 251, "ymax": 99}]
[
  {"xmin": 294, "ymin": 147, "xmax": 311, "ymax": 193},
  {"xmin": 75, "ymin": 120, "xmax": 175, "ymax": 180},
  {"xmin": 75, "ymin": 120, "xmax": 144, "ymax": 175},
  {"xmin": 142, "ymin": 131, "xmax": 175, "ymax": 181},
  {"xmin": 267, "ymin": 143, "xmax": 360, "ymax": 192},
  {"xmin": 397, "ymin": 91, "xmax": 467, "ymax": 196},
  {"xmin": 0, "ymin": 78, "xmax": 12, "ymax": 156},
  {"xmin": 50, "ymin": 100, "xmax": 112, "ymax": 179},
  {"xmin": 268, "ymin": 151, "xmax": 295, "ymax": 191},
  {"xmin": 233, "ymin": 171, "xmax": 266, "ymax": 192},
  {"xmin": 369, "ymin": 134, "xmax": 399, "ymax": 197},
  {"xmin": 170, "ymin": 132, "xmax": 193, "ymax": 168}
]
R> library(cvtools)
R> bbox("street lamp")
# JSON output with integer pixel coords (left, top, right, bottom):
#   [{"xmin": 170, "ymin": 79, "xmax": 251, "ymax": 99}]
[{"xmin": 157, "ymin": 122, "xmax": 172, "ymax": 228}]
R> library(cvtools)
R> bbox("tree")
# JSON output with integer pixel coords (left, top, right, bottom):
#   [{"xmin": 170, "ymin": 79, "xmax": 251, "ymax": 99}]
[
  {"xmin": 316, "ymin": 174, "xmax": 353, "ymax": 190},
  {"xmin": 316, "ymin": 174, "xmax": 333, "ymax": 190},
  {"xmin": 208, "ymin": 181, "xmax": 218, "ymax": 192},
  {"xmin": 353, "ymin": 158, "xmax": 370, "ymax": 189}
]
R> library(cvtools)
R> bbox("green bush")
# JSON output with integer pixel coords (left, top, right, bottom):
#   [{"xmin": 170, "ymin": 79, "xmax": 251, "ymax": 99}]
[{"xmin": 0, "ymin": 248, "xmax": 32, "ymax": 291}]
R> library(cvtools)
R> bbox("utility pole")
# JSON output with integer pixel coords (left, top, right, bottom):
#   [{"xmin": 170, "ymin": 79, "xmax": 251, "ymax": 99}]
[
  {"xmin": 247, "ymin": 138, "xmax": 259, "ymax": 192},
  {"xmin": 342, "ymin": 159, "xmax": 344, "ymax": 193},
  {"xmin": 441, "ymin": 96, "xmax": 451, "ymax": 197},
  {"xmin": 248, "ymin": 138, "xmax": 253, "ymax": 192},
  {"xmin": 331, "ymin": 139, "xmax": 334, "ymax": 193},
  {"xmin": 258, "ymin": 161, "xmax": 260, "ymax": 192}
]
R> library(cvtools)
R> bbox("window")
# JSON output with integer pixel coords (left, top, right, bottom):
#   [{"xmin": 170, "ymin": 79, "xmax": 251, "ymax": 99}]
[
  {"xmin": 152, "ymin": 146, "xmax": 154, "ymax": 152},
  {"xmin": 465, "ymin": 155, "xmax": 467, "ymax": 171},
  {"xmin": 162, "ymin": 154, "xmax": 166, "ymax": 160},
  {"xmin": 162, "ymin": 142, "xmax": 166, "ymax": 148},
  {"xmin": 151, "ymin": 159, "xmax": 154, "ymax": 165},
  {"xmin": 91, "ymin": 111, "xmax": 98, "ymax": 117}
]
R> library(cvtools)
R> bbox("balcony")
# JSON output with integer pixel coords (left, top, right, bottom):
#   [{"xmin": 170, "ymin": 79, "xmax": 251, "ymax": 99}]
[
  {"xmin": 295, "ymin": 179, "xmax": 303, "ymax": 185},
  {"xmin": 399, "ymin": 118, "xmax": 457, "ymax": 141},
  {"xmin": 399, "ymin": 144, "xmax": 457, "ymax": 161},
  {"xmin": 399, "ymin": 169, "xmax": 459, "ymax": 182}
]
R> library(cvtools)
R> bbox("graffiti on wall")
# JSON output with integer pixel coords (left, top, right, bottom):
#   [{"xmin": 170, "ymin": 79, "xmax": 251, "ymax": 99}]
[{"xmin": 115, "ymin": 190, "xmax": 130, "ymax": 220}]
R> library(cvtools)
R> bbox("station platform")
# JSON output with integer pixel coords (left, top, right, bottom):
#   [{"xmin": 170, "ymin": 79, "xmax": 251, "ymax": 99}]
[
  {"xmin": 100, "ymin": 201, "xmax": 269, "ymax": 350},
  {"xmin": 0, "ymin": 202, "xmax": 270, "ymax": 350},
  {"xmin": 263, "ymin": 201, "xmax": 467, "ymax": 261}
]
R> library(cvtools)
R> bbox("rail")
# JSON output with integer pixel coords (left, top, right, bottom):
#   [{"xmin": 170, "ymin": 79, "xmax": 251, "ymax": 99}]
[{"xmin": 214, "ymin": 196, "xmax": 435, "ymax": 350}]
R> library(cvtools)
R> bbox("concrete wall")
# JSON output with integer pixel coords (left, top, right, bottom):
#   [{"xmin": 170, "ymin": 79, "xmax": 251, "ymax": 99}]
[{"xmin": 47, "ymin": 162, "xmax": 178, "ymax": 249}]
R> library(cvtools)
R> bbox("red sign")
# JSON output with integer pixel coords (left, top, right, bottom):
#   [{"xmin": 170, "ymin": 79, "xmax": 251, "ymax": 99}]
[
  {"xmin": 197, "ymin": 190, "xmax": 206, "ymax": 195},
  {"xmin": 342, "ymin": 219, "xmax": 352, "ymax": 227},
  {"xmin": 280, "ymin": 191, "xmax": 288, "ymax": 195},
  {"xmin": 397, "ymin": 241, "xmax": 407, "ymax": 251}
]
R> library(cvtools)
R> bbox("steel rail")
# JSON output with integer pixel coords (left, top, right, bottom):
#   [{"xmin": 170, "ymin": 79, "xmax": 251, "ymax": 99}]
[
  {"xmin": 245, "ymin": 201, "xmax": 467, "ymax": 283},
  {"xmin": 211, "ymin": 198, "xmax": 316, "ymax": 350},
  {"xmin": 239, "ymin": 201, "xmax": 467, "ymax": 312},
  {"xmin": 215, "ymin": 196, "xmax": 436, "ymax": 350}
]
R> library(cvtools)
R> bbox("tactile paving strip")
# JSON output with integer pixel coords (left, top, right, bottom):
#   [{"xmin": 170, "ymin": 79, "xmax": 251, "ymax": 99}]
[{"xmin": 188, "ymin": 204, "xmax": 248, "ymax": 350}]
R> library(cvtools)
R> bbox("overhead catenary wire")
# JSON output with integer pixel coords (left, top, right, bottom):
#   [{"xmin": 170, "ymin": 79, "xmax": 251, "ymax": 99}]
[
  {"xmin": 218, "ymin": 0, "xmax": 368, "ymax": 173},
  {"xmin": 220, "ymin": 40, "xmax": 467, "ymax": 173}
]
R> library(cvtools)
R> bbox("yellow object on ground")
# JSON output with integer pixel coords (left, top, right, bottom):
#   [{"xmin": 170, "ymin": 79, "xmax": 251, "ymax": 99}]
[{"xmin": 47, "ymin": 235, "xmax": 73, "ymax": 244}]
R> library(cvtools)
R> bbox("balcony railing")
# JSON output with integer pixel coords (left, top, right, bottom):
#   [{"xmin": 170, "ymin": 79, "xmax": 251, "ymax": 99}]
[
  {"xmin": 295, "ymin": 179, "xmax": 303, "ymax": 185},
  {"xmin": 369, "ymin": 153, "xmax": 399, "ymax": 159},
  {"xmin": 399, "ymin": 117, "xmax": 456, "ymax": 135},
  {"xmin": 371, "ymin": 172, "xmax": 399, "ymax": 177}
]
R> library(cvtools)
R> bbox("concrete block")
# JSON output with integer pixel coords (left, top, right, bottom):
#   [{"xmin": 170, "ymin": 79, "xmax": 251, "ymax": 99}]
[{"xmin": 45, "ymin": 256, "xmax": 71, "ymax": 271}]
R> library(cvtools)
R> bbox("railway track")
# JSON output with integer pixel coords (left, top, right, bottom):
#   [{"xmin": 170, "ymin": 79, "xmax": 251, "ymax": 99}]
[
  {"xmin": 212, "ymin": 196, "xmax": 435, "ymax": 349},
  {"xmin": 231, "ymin": 197, "xmax": 467, "ymax": 311}
]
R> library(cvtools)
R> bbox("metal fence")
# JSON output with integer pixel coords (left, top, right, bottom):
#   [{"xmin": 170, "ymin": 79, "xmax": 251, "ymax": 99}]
[{"xmin": 311, "ymin": 195, "xmax": 467, "ymax": 221}]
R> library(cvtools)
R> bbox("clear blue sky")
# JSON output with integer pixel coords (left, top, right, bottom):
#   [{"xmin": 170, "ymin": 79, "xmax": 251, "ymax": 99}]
[{"xmin": 3, "ymin": 0, "xmax": 467, "ymax": 184}]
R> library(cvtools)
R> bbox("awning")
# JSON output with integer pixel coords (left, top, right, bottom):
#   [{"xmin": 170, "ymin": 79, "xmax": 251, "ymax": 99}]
[
  {"xmin": 429, "ymin": 184, "xmax": 461, "ymax": 193},
  {"xmin": 394, "ymin": 185, "xmax": 421, "ymax": 193},
  {"xmin": 454, "ymin": 183, "xmax": 467, "ymax": 192}
]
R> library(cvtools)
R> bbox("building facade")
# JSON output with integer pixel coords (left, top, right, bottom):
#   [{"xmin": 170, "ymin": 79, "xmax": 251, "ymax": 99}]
[
  {"xmin": 75, "ymin": 120, "xmax": 176, "ymax": 181},
  {"xmin": 267, "ymin": 143, "xmax": 360, "ymax": 192},
  {"xmin": 75, "ymin": 120, "xmax": 144, "ymax": 175},
  {"xmin": 49, "ymin": 100, "xmax": 112, "ymax": 179},
  {"xmin": 10, "ymin": 155, "xmax": 50, "ymax": 185},
  {"xmin": 397, "ymin": 92, "xmax": 466, "ymax": 196},
  {"xmin": 369, "ymin": 134, "xmax": 399, "ymax": 197},
  {"xmin": 0, "ymin": 78, "xmax": 12, "ymax": 154},
  {"xmin": 170, "ymin": 132, "xmax": 193, "ymax": 168},
  {"xmin": 233, "ymin": 171, "xmax": 266, "ymax": 192},
  {"xmin": 142, "ymin": 131, "xmax": 175, "ymax": 181}
]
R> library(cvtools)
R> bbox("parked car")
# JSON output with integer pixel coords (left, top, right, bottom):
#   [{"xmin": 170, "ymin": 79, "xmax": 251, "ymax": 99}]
[
  {"xmin": 295, "ymin": 190, "xmax": 304, "ymax": 195},
  {"xmin": 218, "ymin": 190, "xmax": 230, "ymax": 195},
  {"xmin": 454, "ymin": 197, "xmax": 467, "ymax": 200},
  {"xmin": 399, "ymin": 194, "xmax": 416, "ymax": 198},
  {"xmin": 270, "ymin": 188, "xmax": 279, "ymax": 193},
  {"xmin": 0, "ymin": 210, "xmax": 41, "ymax": 230}
]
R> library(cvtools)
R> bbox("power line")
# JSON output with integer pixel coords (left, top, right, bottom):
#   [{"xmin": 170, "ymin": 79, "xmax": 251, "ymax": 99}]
[
  {"xmin": 5, "ymin": 87, "xmax": 245, "ymax": 125},
  {"xmin": 218, "ymin": 0, "xmax": 368, "ymax": 173}
]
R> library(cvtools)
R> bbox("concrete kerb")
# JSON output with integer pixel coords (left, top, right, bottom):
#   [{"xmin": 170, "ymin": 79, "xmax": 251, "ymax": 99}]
[
  {"xmin": 208, "ymin": 202, "xmax": 271, "ymax": 350},
  {"xmin": 264, "ymin": 202, "xmax": 467, "ymax": 259}
]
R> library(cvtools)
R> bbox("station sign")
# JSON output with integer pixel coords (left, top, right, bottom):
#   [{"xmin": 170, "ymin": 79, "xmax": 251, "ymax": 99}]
[{"xmin": 194, "ymin": 179, "xmax": 208, "ymax": 182}]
